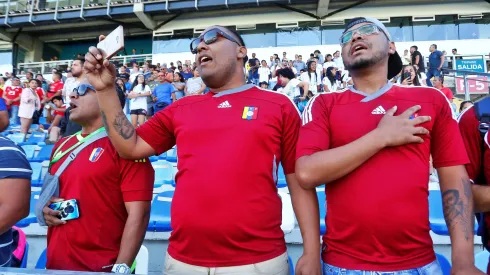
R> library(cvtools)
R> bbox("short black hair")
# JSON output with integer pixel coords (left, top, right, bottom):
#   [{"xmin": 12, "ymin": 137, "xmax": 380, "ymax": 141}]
[
  {"xmin": 74, "ymin": 57, "xmax": 85, "ymax": 65},
  {"xmin": 53, "ymin": 72, "xmax": 62, "ymax": 79},
  {"xmin": 431, "ymin": 44, "xmax": 437, "ymax": 49},
  {"xmin": 51, "ymin": 95, "xmax": 63, "ymax": 102},
  {"xmin": 452, "ymin": 48, "xmax": 457, "ymax": 52},
  {"xmin": 225, "ymin": 26, "xmax": 248, "ymax": 66},
  {"xmin": 276, "ymin": 68, "xmax": 295, "ymax": 80},
  {"xmin": 411, "ymin": 45, "xmax": 418, "ymax": 50}
]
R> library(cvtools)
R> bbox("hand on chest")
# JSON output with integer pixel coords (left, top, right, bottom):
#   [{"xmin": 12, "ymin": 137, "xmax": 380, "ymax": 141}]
[{"xmin": 329, "ymin": 101, "xmax": 435, "ymax": 145}]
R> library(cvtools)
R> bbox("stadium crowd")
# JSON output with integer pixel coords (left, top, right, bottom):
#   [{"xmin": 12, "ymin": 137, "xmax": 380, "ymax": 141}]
[{"xmin": 0, "ymin": 17, "xmax": 489, "ymax": 275}]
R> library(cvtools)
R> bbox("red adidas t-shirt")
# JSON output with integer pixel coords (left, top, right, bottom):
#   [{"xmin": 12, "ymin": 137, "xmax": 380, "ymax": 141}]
[
  {"xmin": 4, "ymin": 86, "xmax": 23, "ymax": 106},
  {"xmin": 136, "ymin": 84, "xmax": 300, "ymax": 267},
  {"xmin": 48, "ymin": 80, "xmax": 64, "ymax": 99},
  {"xmin": 46, "ymin": 134, "xmax": 154, "ymax": 272},
  {"xmin": 296, "ymin": 83, "xmax": 469, "ymax": 271}
]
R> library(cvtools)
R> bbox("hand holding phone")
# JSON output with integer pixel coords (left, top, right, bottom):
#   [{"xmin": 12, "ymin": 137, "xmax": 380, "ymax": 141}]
[
  {"xmin": 97, "ymin": 25, "xmax": 124, "ymax": 59},
  {"xmin": 49, "ymin": 199, "xmax": 80, "ymax": 221}
]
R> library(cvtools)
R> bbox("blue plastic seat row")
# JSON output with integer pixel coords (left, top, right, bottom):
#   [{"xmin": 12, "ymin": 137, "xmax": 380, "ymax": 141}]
[
  {"xmin": 147, "ymin": 191, "xmax": 173, "ymax": 232},
  {"xmin": 16, "ymin": 191, "xmax": 40, "ymax": 228},
  {"xmin": 152, "ymin": 160, "xmax": 176, "ymax": 188},
  {"xmin": 31, "ymin": 144, "xmax": 54, "ymax": 162}
]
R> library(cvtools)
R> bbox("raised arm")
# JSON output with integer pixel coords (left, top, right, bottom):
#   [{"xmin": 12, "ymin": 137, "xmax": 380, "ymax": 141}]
[{"xmin": 84, "ymin": 45, "xmax": 156, "ymax": 160}]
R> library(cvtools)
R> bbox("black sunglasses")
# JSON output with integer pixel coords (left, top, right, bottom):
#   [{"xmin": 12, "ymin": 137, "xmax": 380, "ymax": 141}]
[
  {"xmin": 190, "ymin": 28, "xmax": 242, "ymax": 54},
  {"xmin": 72, "ymin": 84, "xmax": 96, "ymax": 97}
]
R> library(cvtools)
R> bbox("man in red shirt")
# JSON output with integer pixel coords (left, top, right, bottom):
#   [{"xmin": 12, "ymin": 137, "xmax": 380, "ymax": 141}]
[
  {"xmin": 41, "ymin": 81, "xmax": 154, "ymax": 273},
  {"xmin": 458, "ymin": 104, "xmax": 490, "ymax": 274},
  {"xmin": 84, "ymin": 26, "xmax": 321, "ymax": 275},
  {"xmin": 45, "ymin": 72, "xmax": 64, "ymax": 123},
  {"xmin": 433, "ymin": 75, "xmax": 454, "ymax": 103},
  {"xmin": 3, "ymin": 77, "xmax": 23, "ymax": 125},
  {"xmin": 295, "ymin": 17, "xmax": 482, "ymax": 275}
]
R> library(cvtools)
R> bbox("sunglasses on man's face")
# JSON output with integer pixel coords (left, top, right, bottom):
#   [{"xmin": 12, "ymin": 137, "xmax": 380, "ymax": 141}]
[
  {"xmin": 339, "ymin": 24, "xmax": 381, "ymax": 46},
  {"xmin": 72, "ymin": 84, "xmax": 96, "ymax": 97},
  {"xmin": 190, "ymin": 28, "xmax": 242, "ymax": 54}
]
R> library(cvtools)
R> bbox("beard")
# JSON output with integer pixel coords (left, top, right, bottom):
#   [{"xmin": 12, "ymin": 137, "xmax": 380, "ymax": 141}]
[{"xmin": 344, "ymin": 49, "xmax": 386, "ymax": 72}]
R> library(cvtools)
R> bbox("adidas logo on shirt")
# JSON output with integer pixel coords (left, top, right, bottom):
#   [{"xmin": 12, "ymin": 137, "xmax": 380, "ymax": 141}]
[
  {"xmin": 371, "ymin": 106, "xmax": 386, "ymax": 115},
  {"xmin": 218, "ymin": 101, "xmax": 232, "ymax": 108}
]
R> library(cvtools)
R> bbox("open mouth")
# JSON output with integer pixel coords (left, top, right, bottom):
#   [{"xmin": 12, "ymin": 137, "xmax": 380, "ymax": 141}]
[
  {"xmin": 69, "ymin": 102, "xmax": 78, "ymax": 110},
  {"xmin": 351, "ymin": 44, "xmax": 368, "ymax": 55},
  {"xmin": 199, "ymin": 55, "xmax": 213, "ymax": 65}
]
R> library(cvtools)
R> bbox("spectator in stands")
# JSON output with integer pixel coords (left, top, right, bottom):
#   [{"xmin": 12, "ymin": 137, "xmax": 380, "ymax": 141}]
[
  {"xmin": 258, "ymin": 60, "xmax": 271, "ymax": 87},
  {"xmin": 171, "ymin": 72, "xmax": 185, "ymax": 100},
  {"xmin": 442, "ymin": 50, "xmax": 449, "ymax": 69},
  {"xmin": 0, "ymin": 132, "xmax": 31, "ymax": 268},
  {"xmin": 432, "ymin": 75, "xmax": 453, "ymax": 103},
  {"xmin": 314, "ymin": 50, "xmax": 324, "ymax": 64},
  {"xmin": 62, "ymin": 58, "xmax": 85, "ymax": 107},
  {"xmin": 47, "ymin": 96, "xmax": 66, "ymax": 143},
  {"xmin": 277, "ymin": 68, "xmax": 309, "ymax": 101},
  {"xmin": 185, "ymin": 67, "xmax": 206, "ymax": 95},
  {"xmin": 152, "ymin": 72, "xmax": 174, "ymax": 113},
  {"xmin": 259, "ymin": 81, "xmax": 268, "ymax": 89},
  {"xmin": 296, "ymin": 17, "xmax": 482, "ymax": 275},
  {"xmin": 129, "ymin": 64, "xmax": 141, "ymax": 84},
  {"xmin": 36, "ymin": 74, "xmax": 48, "ymax": 92},
  {"xmin": 400, "ymin": 65, "xmax": 421, "ymax": 86},
  {"xmin": 248, "ymin": 59, "xmax": 259, "ymax": 85},
  {"xmin": 426, "ymin": 44, "xmax": 444, "ymax": 87},
  {"xmin": 39, "ymin": 81, "xmax": 154, "ymax": 273},
  {"xmin": 180, "ymin": 64, "xmax": 193, "ymax": 81},
  {"xmin": 116, "ymin": 78, "xmax": 129, "ymax": 114},
  {"xmin": 282, "ymin": 51, "xmax": 287, "ymax": 62},
  {"xmin": 3, "ymin": 77, "xmax": 22, "ymax": 125},
  {"xmin": 403, "ymin": 49, "xmax": 411, "ymax": 65},
  {"xmin": 18, "ymin": 79, "xmax": 41, "ymax": 135},
  {"xmin": 459, "ymin": 100, "xmax": 473, "ymax": 113},
  {"xmin": 287, "ymin": 60, "xmax": 298, "ymax": 75},
  {"xmin": 300, "ymin": 60, "xmax": 321, "ymax": 95},
  {"xmin": 323, "ymin": 54, "xmax": 336, "ymax": 75},
  {"xmin": 128, "ymin": 74, "xmax": 150, "ymax": 127},
  {"xmin": 333, "ymin": 50, "xmax": 344, "ymax": 70},
  {"xmin": 86, "ymin": 24, "xmax": 321, "ymax": 275},
  {"xmin": 293, "ymin": 55, "xmax": 306, "ymax": 75},
  {"xmin": 410, "ymin": 45, "xmax": 425, "ymax": 74},
  {"xmin": 322, "ymin": 66, "xmax": 338, "ymax": 93},
  {"xmin": 23, "ymin": 72, "xmax": 33, "ymax": 88}
]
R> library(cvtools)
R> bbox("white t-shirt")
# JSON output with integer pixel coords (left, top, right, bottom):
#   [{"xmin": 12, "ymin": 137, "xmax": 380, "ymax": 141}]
[
  {"xmin": 186, "ymin": 77, "xmax": 204, "ymax": 95},
  {"xmin": 282, "ymin": 78, "xmax": 301, "ymax": 99},
  {"xmin": 130, "ymin": 84, "xmax": 150, "ymax": 111},
  {"xmin": 322, "ymin": 77, "xmax": 338, "ymax": 93},
  {"xmin": 62, "ymin": 77, "xmax": 79, "ymax": 106},
  {"xmin": 300, "ymin": 71, "xmax": 321, "ymax": 94},
  {"xmin": 333, "ymin": 57, "xmax": 344, "ymax": 70},
  {"xmin": 323, "ymin": 61, "xmax": 337, "ymax": 70},
  {"xmin": 258, "ymin": 67, "xmax": 271, "ymax": 83}
]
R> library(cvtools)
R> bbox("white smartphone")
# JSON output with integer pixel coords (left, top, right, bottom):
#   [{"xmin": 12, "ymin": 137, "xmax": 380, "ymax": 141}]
[{"xmin": 97, "ymin": 25, "xmax": 124, "ymax": 59}]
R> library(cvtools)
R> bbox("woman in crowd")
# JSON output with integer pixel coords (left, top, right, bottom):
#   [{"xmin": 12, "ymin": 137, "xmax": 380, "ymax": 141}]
[
  {"xmin": 459, "ymin": 100, "xmax": 473, "ymax": 113},
  {"xmin": 128, "ymin": 74, "xmax": 151, "ymax": 127},
  {"xmin": 185, "ymin": 67, "xmax": 206, "ymax": 95},
  {"xmin": 400, "ymin": 65, "xmax": 422, "ymax": 86},
  {"xmin": 36, "ymin": 74, "xmax": 49, "ymax": 92},
  {"xmin": 300, "ymin": 60, "xmax": 321, "ymax": 95},
  {"xmin": 116, "ymin": 78, "xmax": 129, "ymax": 114},
  {"xmin": 323, "ymin": 66, "xmax": 339, "ymax": 93},
  {"xmin": 18, "ymin": 79, "xmax": 41, "ymax": 134},
  {"xmin": 172, "ymin": 72, "xmax": 185, "ymax": 100}
]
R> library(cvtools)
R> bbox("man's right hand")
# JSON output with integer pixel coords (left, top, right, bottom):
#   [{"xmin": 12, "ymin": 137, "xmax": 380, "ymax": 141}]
[
  {"xmin": 42, "ymin": 197, "xmax": 66, "ymax": 227},
  {"xmin": 84, "ymin": 35, "xmax": 117, "ymax": 93},
  {"xmin": 376, "ymin": 105, "xmax": 431, "ymax": 147}
]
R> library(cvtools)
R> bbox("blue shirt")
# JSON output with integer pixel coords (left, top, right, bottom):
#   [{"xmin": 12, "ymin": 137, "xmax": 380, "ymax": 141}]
[
  {"xmin": 182, "ymin": 72, "xmax": 193, "ymax": 81},
  {"xmin": 429, "ymin": 50, "xmax": 443, "ymax": 69},
  {"xmin": 0, "ymin": 136, "xmax": 32, "ymax": 267},
  {"xmin": 0, "ymin": 99, "xmax": 6, "ymax": 111},
  {"xmin": 152, "ymin": 83, "xmax": 174, "ymax": 105}
]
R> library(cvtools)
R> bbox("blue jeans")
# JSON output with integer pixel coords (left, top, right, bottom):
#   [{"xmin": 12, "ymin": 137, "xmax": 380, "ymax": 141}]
[
  {"xmin": 426, "ymin": 68, "xmax": 441, "ymax": 87},
  {"xmin": 323, "ymin": 260, "xmax": 442, "ymax": 275},
  {"xmin": 9, "ymin": 105, "xmax": 19, "ymax": 125}
]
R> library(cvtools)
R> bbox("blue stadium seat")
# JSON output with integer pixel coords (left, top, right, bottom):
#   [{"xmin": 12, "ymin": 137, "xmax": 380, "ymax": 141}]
[
  {"xmin": 7, "ymin": 133, "xmax": 25, "ymax": 144},
  {"xmin": 21, "ymin": 145, "xmax": 36, "ymax": 161},
  {"xmin": 316, "ymin": 191, "xmax": 326, "ymax": 235},
  {"xmin": 152, "ymin": 161, "xmax": 175, "ymax": 188},
  {"xmin": 475, "ymin": 250, "xmax": 489, "ymax": 272},
  {"xmin": 288, "ymin": 255, "xmax": 294, "ymax": 275},
  {"xmin": 148, "ymin": 191, "xmax": 173, "ymax": 232},
  {"xmin": 16, "ymin": 191, "xmax": 40, "ymax": 228},
  {"xmin": 21, "ymin": 132, "xmax": 46, "ymax": 145},
  {"xmin": 39, "ymin": 117, "xmax": 47, "ymax": 125},
  {"xmin": 35, "ymin": 248, "xmax": 47, "ymax": 269},
  {"xmin": 277, "ymin": 164, "xmax": 287, "ymax": 188},
  {"xmin": 429, "ymin": 190, "xmax": 477, "ymax": 235},
  {"xmin": 32, "ymin": 144, "xmax": 54, "ymax": 162},
  {"xmin": 30, "ymin": 162, "xmax": 43, "ymax": 187},
  {"xmin": 20, "ymin": 242, "xmax": 28, "ymax": 268},
  {"xmin": 149, "ymin": 152, "xmax": 169, "ymax": 162},
  {"xmin": 166, "ymin": 147, "xmax": 177, "ymax": 162},
  {"xmin": 436, "ymin": 253, "xmax": 451, "ymax": 275}
]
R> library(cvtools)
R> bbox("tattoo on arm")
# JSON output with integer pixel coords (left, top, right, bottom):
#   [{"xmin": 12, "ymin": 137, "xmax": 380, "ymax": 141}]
[
  {"xmin": 100, "ymin": 111, "xmax": 109, "ymax": 133},
  {"xmin": 113, "ymin": 111, "xmax": 135, "ymax": 140},
  {"xmin": 442, "ymin": 179, "xmax": 473, "ymax": 241}
]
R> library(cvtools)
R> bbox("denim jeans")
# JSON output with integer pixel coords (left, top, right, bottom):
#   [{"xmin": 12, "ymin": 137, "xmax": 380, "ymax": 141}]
[
  {"xmin": 425, "ymin": 68, "xmax": 441, "ymax": 87},
  {"xmin": 9, "ymin": 105, "xmax": 19, "ymax": 125},
  {"xmin": 323, "ymin": 260, "xmax": 442, "ymax": 275}
]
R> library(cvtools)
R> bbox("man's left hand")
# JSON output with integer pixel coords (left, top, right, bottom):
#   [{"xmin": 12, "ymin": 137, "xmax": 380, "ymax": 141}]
[
  {"xmin": 452, "ymin": 266, "xmax": 486, "ymax": 275},
  {"xmin": 295, "ymin": 253, "xmax": 321, "ymax": 275}
]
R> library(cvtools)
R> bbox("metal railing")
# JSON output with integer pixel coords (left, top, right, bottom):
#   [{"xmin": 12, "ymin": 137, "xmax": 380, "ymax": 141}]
[{"xmin": 16, "ymin": 53, "xmax": 153, "ymax": 74}]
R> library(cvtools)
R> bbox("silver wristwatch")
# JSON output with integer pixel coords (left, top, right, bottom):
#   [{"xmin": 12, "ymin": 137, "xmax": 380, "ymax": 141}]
[{"xmin": 112, "ymin": 263, "xmax": 131, "ymax": 274}]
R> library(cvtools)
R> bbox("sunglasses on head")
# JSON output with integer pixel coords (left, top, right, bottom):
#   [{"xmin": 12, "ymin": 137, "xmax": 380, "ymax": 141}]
[
  {"xmin": 73, "ymin": 84, "xmax": 96, "ymax": 97},
  {"xmin": 190, "ymin": 28, "xmax": 242, "ymax": 54},
  {"xmin": 340, "ymin": 24, "xmax": 381, "ymax": 46}
]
